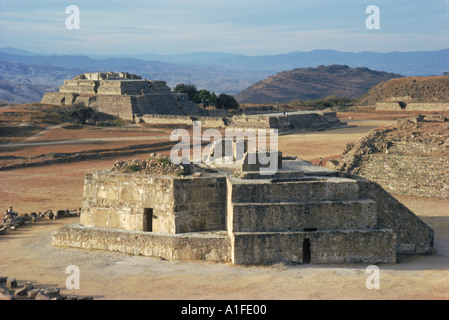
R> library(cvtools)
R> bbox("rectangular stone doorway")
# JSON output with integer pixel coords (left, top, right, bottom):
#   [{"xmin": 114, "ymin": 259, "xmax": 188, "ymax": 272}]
[
  {"xmin": 143, "ymin": 208, "xmax": 154, "ymax": 232},
  {"xmin": 303, "ymin": 238, "xmax": 311, "ymax": 264}
]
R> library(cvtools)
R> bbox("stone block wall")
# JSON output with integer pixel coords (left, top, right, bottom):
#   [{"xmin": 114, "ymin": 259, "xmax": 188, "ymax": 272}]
[
  {"xmin": 140, "ymin": 114, "xmax": 195, "ymax": 125},
  {"xmin": 230, "ymin": 200, "xmax": 377, "ymax": 232},
  {"xmin": 140, "ymin": 114, "xmax": 228, "ymax": 127},
  {"xmin": 231, "ymin": 229, "xmax": 396, "ymax": 265},
  {"xmin": 41, "ymin": 92, "xmax": 78, "ymax": 105},
  {"xmin": 80, "ymin": 171, "xmax": 177, "ymax": 233},
  {"xmin": 80, "ymin": 171, "xmax": 227, "ymax": 234},
  {"xmin": 266, "ymin": 112, "xmax": 346, "ymax": 132},
  {"xmin": 133, "ymin": 93, "xmax": 202, "ymax": 116},
  {"xmin": 52, "ymin": 224, "xmax": 231, "ymax": 263},
  {"xmin": 90, "ymin": 95, "xmax": 135, "ymax": 120},
  {"xmin": 229, "ymin": 116, "xmax": 272, "ymax": 129},
  {"xmin": 60, "ymin": 80, "xmax": 99, "ymax": 95},
  {"xmin": 347, "ymin": 143, "xmax": 449, "ymax": 199},
  {"xmin": 172, "ymin": 177, "xmax": 227, "ymax": 233},
  {"xmin": 226, "ymin": 173, "xmax": 398, "ymax": 265},
  {"xmin": 227, "ymin": 177, "xmax": 361, "ymax": 203},
  {"xmin": 138, "ymin": 112, "xmax": 346, "ymax": 133},
  {"xmin": 95, "ymin": 80, "xmax": 124, "ymax": 95}
]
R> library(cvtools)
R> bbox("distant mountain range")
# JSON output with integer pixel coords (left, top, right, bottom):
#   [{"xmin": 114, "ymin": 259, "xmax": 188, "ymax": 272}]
[
  {"xmin": 0, "ymin": 47, "xmax": 447, "ymax": 104},
  {"xmin": 235, "ymin": 65, "xmax": 403, "ymax": 104}
]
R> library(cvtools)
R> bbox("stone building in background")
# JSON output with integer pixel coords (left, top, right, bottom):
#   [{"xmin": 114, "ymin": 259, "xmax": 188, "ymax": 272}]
[{"xmin": 41, "ymin": 72, "xmax": 203, "ymax": 120}]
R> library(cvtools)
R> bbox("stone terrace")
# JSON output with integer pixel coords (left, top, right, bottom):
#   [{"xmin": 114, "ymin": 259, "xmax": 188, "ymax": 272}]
[{"xmin": 52, "ymin": 154, "xmax": 434, "ymax": 265}]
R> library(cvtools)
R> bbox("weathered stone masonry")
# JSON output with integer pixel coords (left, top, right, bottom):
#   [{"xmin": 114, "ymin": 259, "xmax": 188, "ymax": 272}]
[
  {"xmin": 80, "ymin": 171, "xmax": 227, "ymax": 234},
  {"xmin": 52, "ymin": 158, "xmax": 434, "ymax": 265},
  {"xmin": 327, "ymin": 117, "xmax": 449, "ymax": 199},
  {"xmin": 41, "ymin": 72, "xmax": 202, "ymax": 120}
]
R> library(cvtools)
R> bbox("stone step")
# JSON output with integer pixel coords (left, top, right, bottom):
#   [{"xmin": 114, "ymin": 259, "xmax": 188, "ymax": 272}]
[
  {"xmin": 228, "ymin": 176, "xmax": 360, "ymax": 203},
  {"xmin": 236, "ymin": 170, "xmax": 304, "ymax": 180},
  {"xmin": 231, "ymin": 229, "xmax": 396, "ymax": 265},
  {"xmin": 228, "ymin": 199, "xmax": 377, "ymax": 233}
]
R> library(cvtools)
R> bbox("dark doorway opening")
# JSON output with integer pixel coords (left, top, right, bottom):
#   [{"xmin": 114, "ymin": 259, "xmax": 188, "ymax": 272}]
[
  {"xmin": 303, "ymin": 238, "xmax": 311, "ymax": 264},
  {"xmin": 143, "ymin": 208, "xmax": 153, "ymax": 232}
]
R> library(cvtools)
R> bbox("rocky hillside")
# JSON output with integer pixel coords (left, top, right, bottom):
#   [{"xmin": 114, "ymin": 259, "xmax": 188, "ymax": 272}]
[
  {"xmin": 235, "ymin": 65, "xmax": 402, "ymax": 104},
  {"xmin": 357, "ymin": 76, "xmax": 449, "ymax": 106},
  {"xmin": 327, "ymin": 115, "xmax": 449, "ymax": 199},
  {"xmin": 0, "ymin": 81, "xmax": 57, "ymax": 104}
]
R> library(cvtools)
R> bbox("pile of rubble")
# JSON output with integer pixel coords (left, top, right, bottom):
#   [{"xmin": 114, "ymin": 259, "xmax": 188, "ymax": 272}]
[
  {"xmin": 0, "ymin": 276, "xmax": 93, "ymax": 300},
  {"xmin": 327, "ymin": 115, "xmax": 449, "ymax": 173},
  {"xmin": 0, "ymin": 209, "xmax": 79, "ymax": 235},
  {"xmin": 111, "ymin": 153, "xmax": 193, "ymax": 176}
]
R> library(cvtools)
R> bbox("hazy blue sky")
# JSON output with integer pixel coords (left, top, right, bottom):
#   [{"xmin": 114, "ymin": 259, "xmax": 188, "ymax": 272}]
[{"xmin": 1, "ymin": 0, "xmax": 448, "ymax": 55}]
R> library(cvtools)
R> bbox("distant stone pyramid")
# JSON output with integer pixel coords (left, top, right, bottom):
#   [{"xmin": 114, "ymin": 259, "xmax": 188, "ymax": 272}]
[{"xmin": 41, "ymin": 72, "xmax": 203, "ymax": 119}]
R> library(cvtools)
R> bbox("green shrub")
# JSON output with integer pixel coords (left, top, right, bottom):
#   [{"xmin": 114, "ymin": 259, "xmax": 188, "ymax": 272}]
[
  {"xmin": 215, "ymin": 93, "xmax": 239, "ymax": 110},
  {"xmin": 65, "ymin": 105, "xmax": 95, "ymax": 124},
  {"xmin": 127, "ymin": 164, "xmax": 141, "ymax": 172},
  {"xmin": 112, "ymin": 118, "xmax": 125, "ymax": 127},
  {"xmin": 289, "ymin": 95, "xmax": 358, "ymax": 110},
  {"xmin": 96, "ymin": 118, "xmax": 125, "ymax": 127},
  {"xmin": 157, "ymin": 157, "xmax": 171, "ymax": 166}
]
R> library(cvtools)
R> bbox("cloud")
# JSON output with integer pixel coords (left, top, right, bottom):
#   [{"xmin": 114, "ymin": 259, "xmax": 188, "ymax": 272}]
[{"xmin": 0, "ymin": 0, "xmax": 448, "ymax": 55}]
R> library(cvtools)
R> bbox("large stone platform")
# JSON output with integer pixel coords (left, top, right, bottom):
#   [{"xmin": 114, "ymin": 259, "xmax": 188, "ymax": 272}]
[
  {"xmin": 41, "ymin": 72, "xmax": 203, "ymax": 119},
  {"xmin": 52, "ymin": 153, "xmax": 434, "ymax": 265}
]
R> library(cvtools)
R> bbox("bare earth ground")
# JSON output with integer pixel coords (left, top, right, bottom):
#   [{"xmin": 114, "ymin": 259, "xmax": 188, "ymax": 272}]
[{"xmin": 0, "ymin": 110, "xmax": 448, "ymax": 300}]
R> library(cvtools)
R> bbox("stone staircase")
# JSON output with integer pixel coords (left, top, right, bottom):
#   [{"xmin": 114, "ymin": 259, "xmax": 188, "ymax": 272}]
[{"xmin": 226, "ymin": 161, "xmax": 396, "ymax": 265}]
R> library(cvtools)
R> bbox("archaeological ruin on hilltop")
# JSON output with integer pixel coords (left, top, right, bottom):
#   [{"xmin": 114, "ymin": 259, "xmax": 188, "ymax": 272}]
[
  {"xmin": 41, "ymin": 72, "xmax": 348, "ymax": 133},
  {"xmin": 358, "ymin": 76, "xmax": 449, "ymax": 111},
  {"xmin": 52, "ymin": 142, "xmax": 435, "ymax": 265},
  {"xmin": 41, "ymin": 72, "xmax": 202, "ymax": 119}
]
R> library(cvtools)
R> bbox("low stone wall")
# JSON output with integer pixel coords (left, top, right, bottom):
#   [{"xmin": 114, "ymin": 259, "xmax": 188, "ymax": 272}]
[
  {"xmin": 376, "ymin": 102, "xmax": 449, "ymax": 111},
  {"xmin": 52, "ymin": 224, "xmax": 231, "ymax": 263},
  {"xmin": 229, "ymin": 115, "xmax": 272, "ymax": 129},
  {"xmin": 140, "ymin": 114, "xmax": 193, "ymax": 125},
  {"xmin": 231, "ymin": 229, "xmax": 396, "ymax": 265},
  {"xmin": 140, "ymin": 114, "xmax": 226, "ymax": 127},
  {"xmin": 140, "ymin": 112, "xmax": 347, "ymax": 133}
]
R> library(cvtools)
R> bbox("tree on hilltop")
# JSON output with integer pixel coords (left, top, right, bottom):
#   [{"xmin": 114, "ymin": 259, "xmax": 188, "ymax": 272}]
[
  {"xmin": 215, "ymin": 93, "xmax": 239, "ymax": 110},
  {"xmin": 195, "ymin": 89, "xmax": 217, "ymax": 108},
  {"xmin": 173, "ymin": 83, "xmax": 198, "ymax": 101}
]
